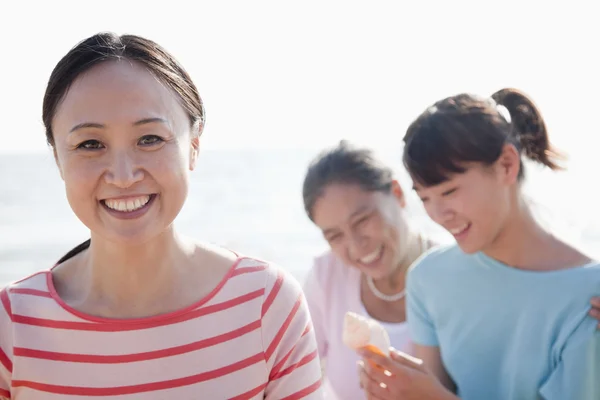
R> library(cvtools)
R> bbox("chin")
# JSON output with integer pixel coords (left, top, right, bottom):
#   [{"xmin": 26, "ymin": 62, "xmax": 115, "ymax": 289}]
[
  {"xmin": 359, "ymin": 265, "xmax": 393, "ymax": 281},
  {"xmin": 94, "ymin": 225, "xmax": 169, "ymax": 247},
  {"xmin": 455, "ymin": 241, "xmax": 482, "ymax": 255}
]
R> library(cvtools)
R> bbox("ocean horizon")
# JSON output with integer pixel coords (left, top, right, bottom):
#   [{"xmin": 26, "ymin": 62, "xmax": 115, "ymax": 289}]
[{"xmin": 1, "ymin": 148, "xmax": 598, "ymax": 288}]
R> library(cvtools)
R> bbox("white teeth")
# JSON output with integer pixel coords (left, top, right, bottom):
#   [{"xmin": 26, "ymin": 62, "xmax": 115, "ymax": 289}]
[
  {"xmin": 449, "ymin": 224, "xmax": 469, "ymax": 235},
  {"xmin": 360, "ymin": 246, "xmax": 383, "ymax": 264},
  {"xmin": 104, "ymin": 195, "xmax": 151, "ymax": 212}
]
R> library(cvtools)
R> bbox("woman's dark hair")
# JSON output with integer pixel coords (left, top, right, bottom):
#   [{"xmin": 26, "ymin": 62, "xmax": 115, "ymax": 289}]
[
  {"xmin": 402, "ymin": 88, "xmax": 564, "ymax": 186},
  {"xmin": 42, "ymin": 32, "xmax": 205, "ymax": 147},
  {"xmin": 302, "ymin": 140, "xmax": 394, "ymax": 221}
]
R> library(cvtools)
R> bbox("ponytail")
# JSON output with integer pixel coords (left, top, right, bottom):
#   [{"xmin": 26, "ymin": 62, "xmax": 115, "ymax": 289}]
[
  {"xmin": 56, "ymin": 239, "xmax": 91, "ymax": 265},
  {"xmin": 491, "ymin": 88, "xmax": 564, "ymax": 170}
]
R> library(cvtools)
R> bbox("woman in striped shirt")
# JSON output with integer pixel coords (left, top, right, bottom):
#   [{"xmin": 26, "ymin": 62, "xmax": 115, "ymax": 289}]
[{"xmin": 0, "ymin": 32, "xmax": 323, "ymax": 399}]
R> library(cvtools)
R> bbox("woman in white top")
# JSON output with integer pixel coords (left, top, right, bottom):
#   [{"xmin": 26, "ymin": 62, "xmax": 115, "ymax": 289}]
[{"xmin": 301, "ymin": 141, "xmax": 435, "ymax": 399}]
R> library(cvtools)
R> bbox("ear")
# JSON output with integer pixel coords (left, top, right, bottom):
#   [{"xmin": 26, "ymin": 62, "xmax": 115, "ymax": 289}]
[
  {"xmin": 390, "ymin": 180, "xmax": 406, "ymax": 208},
  {"xmin": 496, "ymin": 143, "xmax": 520, "ymax": 185},
  {"xmin": 53, "ymin": 148, "xmax": 65, "ymax": 181},
  {"xmin": 189, "ymin": 135, "xmax": 200, "ymax": 171}
]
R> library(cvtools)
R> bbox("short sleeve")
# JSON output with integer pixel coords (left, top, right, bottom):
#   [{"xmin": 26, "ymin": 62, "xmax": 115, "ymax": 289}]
[
  {"xmin": 302, "ymin": 260, "xmax": 329, "ymax": 359},
  {"xmin": 406, "ymin": 259, "xmax": 439, "ymax": 346},
  {"xmin": 261, "ymin": 265, "xmax": 324, "ymax": 399},
  {"xmin": 539, "ymin": 318, "xmax": 600, "ymax": 400},
  {"xmin": 0, "ymin": 288, "xmax": 13, "ymax": 399}
]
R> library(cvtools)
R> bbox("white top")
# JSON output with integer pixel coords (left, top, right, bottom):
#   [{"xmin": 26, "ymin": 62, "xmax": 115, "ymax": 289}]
[{"xmin": 303, "ymin": 251, "xmax": 413, "ymax": 400}]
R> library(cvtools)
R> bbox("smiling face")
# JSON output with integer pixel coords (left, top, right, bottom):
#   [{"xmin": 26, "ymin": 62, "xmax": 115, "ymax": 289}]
[
  {"xmin": 414, "ymin": 151, "xmax": 519, "ymax": 254},
  {"xmin": 311, "ymin": 181, "xmax": 412, "ymax": 280},
  {"xmin": 51, "ymin": 60, "xmax": 199, "ymax": 245}
]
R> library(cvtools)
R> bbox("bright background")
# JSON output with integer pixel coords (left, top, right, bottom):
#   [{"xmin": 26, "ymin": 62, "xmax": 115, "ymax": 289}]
[{"xmin": 1, "ymin": 0, "xmax": 598, "ymax": 284}]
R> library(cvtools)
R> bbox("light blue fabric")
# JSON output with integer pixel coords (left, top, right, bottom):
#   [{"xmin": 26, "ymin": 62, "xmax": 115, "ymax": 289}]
[{"xmin": 406, "ymin": 244, "xmax": 600, "ymax": 400}]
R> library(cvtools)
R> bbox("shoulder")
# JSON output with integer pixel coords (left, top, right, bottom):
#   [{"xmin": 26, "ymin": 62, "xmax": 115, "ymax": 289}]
[
  {"xmin": 555, "ymin": 261, "xmax": 600, "ymax": 309},
  {"xmin": 1, "ymin": 270, "xmax": 50, "ymax": 324},
  {"xmin": 229, "ymin": 256, "xmax": 313, "ymax": 339},
  {"xmin": 191, "ymin": 240, "xmax": 240, "ymax": 270},
  {"xmin": 307, "ymin": 249, "xmax": 351, "ymax": 285},
  {"xmin": 225, "ymin": 252, "xmax": 304, "ymax": 305},
  {"xmin": 2, "ymin": 270, "xmax": 51, "ymax": 300},
  {"xmin": 570, "ymin": 260, "xmax": 600, "ymax": 281},
  {"xmin": 4, "ymin": 270, "xmax": 50, "ymax": 292},
  {"xmin": 406, "ymin": 243, "xmax": 475, "ymax": 296},
  {"xmin": 408, "ymin": 243, "xmax": 465, "ymax": 278},
  {"xmin": 547, "ymin": 261, "xmax": 600, "ymax": 303},
  {"xmin": 576, "ymin": 260, "xmax": 600, "ymax": 273}
]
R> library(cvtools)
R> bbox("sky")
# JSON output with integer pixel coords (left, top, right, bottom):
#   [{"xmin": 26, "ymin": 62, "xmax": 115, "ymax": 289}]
[{"xmin": 0, "ymin": 0, "xmax": 598, "ymax": 156}]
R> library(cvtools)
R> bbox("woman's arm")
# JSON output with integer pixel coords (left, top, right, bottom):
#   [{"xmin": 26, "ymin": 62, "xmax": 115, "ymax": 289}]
[
  {"xmin": 538, "ymin": 324, "xmax": 600, "ymax": 399},
  {"xmin": 0, "ymin": 288, "xmax": 13, "ymax": 400},
  {"xmin": 358, "ymin": 347, "xmax": 458, "ymax": 400},
  {"xmin": 261, "ymin": 266, "xmax": 324, "ymax": 399},
  {"xmin": 414, "ymin": 344, "xmax": 456, "ymax": 393},
  {"xmin": 302, "ymin": 261, "xmax": 329, "ymax": 367}
]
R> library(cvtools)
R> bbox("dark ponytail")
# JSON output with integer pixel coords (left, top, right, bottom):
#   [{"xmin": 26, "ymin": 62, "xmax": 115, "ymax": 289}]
[
  {"xmin": 403, "ymin": 88, "xmax": 565, "ymax": 187},
  {"xmin": 491, "ymin": 88, "xmax": 564, "ymax": 170},
  {"xmin": 56, "ymin": 239, "xmax": 91, "ymax": 265}
]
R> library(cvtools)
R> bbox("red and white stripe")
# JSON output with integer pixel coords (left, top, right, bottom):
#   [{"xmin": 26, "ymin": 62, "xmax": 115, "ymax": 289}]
[{"xmin": 0, "ymin": 258, "xmax": 323, "ymax": 399}]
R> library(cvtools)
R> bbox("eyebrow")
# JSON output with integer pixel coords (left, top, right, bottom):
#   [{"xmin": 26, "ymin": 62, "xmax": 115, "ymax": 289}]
[{"xmin": 69, "ymin": 118, "xmax": 168, "ymax": 133}]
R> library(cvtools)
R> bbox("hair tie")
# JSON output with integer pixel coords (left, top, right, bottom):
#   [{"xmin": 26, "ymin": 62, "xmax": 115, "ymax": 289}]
[{"xmin": 489, "ymin": 98, "xmax": 512, "ymax": 124}]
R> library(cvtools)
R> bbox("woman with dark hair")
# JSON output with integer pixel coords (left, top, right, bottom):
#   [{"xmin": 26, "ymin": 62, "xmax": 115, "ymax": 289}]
[
  {"xmin": 301, "ymin": 140, "xmax": 437, "ymax": 399},
  {"xmin": 0, "ymin": 33, "xmax": 323, "ymax": 399},
  {"xmin": 358, "ymin": 89, "xmax": 600, "ymax": 399}
]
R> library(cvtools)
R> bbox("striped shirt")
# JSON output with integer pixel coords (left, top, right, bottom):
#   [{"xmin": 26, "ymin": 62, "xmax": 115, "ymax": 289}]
[{"xmin": 0, "ymin": 257, "xmax": 323, "ymax": 399}]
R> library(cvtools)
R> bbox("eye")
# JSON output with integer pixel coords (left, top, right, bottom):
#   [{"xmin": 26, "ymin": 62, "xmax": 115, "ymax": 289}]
[
  {"xmin": 442, "ymin": 188, "xmax": 457, "ymax": 196},
  {"xmin": 419, "ymin": 197, "xmax": 429, "ymax": 203},
  {"xmin": 76, "ymin": 140, "xmax": 104, "ymax": 150},
  {"xmin": 355, "ymin": 215, "xmax": 370, "ymax": 226},
  {"xmin": 138, "ymin": 135, "xmax": 164, "ymax": 146},
  {"xmin": 326, "ymin": 233, "xmax": 342, "ymax": 243}
]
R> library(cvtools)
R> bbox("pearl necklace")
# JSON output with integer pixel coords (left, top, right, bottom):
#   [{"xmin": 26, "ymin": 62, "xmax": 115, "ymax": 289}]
[
  {"xmin": 366, "ymin": 235, "xmax": 425, "ymax": 302},
  {"xmin": 366, "ymin": 275, "xmax": 406, "ymax": 302}
]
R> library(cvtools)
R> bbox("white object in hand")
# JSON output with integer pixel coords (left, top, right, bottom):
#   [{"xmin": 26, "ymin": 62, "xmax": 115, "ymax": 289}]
[{"xmin": 342, "ymin": 311, "xmax": 391, "ymax": 355}]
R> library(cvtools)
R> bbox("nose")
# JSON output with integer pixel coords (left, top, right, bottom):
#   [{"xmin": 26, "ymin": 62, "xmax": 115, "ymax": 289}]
[
  {"xmin": 104, "ymin": 150, "xmax": 144, "ymax": 188},
  {"xmin": 346, "ymin": 230, "xmax": 368, "ymax": 259}
]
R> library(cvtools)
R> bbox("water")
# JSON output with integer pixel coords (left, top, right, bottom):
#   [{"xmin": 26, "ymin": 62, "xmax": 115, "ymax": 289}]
[
  {"xmin": 0, "ymin": 149, "xmax": 432, "ymax": 286},
  {"xmin": 1, "ymin": 149, "xmax": 599, "ymax": 287}
]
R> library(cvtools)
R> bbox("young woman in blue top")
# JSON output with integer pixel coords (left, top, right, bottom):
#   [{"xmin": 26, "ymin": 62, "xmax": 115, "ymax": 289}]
[{"xmin": 358, "ymin": 88, "xmax": 600, "ymax": 400}]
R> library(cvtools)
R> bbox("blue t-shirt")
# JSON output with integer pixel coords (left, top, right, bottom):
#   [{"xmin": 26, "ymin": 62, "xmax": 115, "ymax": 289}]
[{"xmin": 407, "ymin": 244, "xmax": 600, "ymax": 400}]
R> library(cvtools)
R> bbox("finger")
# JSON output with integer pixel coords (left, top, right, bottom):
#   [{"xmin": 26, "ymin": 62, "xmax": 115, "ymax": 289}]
[
  {"xmin": 589, "ymin": 308, "xmax": 600, "ymax": 321},
  {"xmin": 357, "ymin": 360, "xmax": 365, "ymax": 388},
  {"xmin": 590, "ymin": 297, "xmax": 600, "ymax": 308},
  {"xmin": 358, "ymin": 347, "xmax": 396, "ymax": 371},
  {"xmin": 389, "ymin": 348, "xmax": 425, "ymax": 371},
  {"xmin": 358, "ymin": 365, "xmax": 391, "ymax": 400},
  {"xmin": 362, "ymin": 355, "xmax": 396, "ymax": 386}
]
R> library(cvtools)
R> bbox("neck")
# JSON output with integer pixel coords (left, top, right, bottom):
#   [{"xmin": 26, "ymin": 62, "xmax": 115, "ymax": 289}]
[
  {"xmin": 483, "ymin": 196, "xmax": 552, "ymax": 270},
  {"xmin": 80, "ymin": 228, "xmax": 192, "ymax": 305},
  {"xmin": 379, "ymin": 230, "xmax": 423, "ymax": 291}
]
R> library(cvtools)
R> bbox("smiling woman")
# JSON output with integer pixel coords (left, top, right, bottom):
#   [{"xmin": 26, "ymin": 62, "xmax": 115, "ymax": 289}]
[
  {"xmin": 358, "ymin": 89, "xmax": 600, "ymax": 400},
  {"xmin": 300, "ymin": 141, "xmax": 436, "ymax": 399},
  {"xmin": 0, "ymin": 32, "xmax": 323, "ymax": 399}
]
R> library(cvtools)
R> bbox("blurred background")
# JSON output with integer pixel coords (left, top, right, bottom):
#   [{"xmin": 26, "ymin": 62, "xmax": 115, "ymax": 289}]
[{"xmin": 1, "ymin": 0, "xmax": 598, "ymax": 285}]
